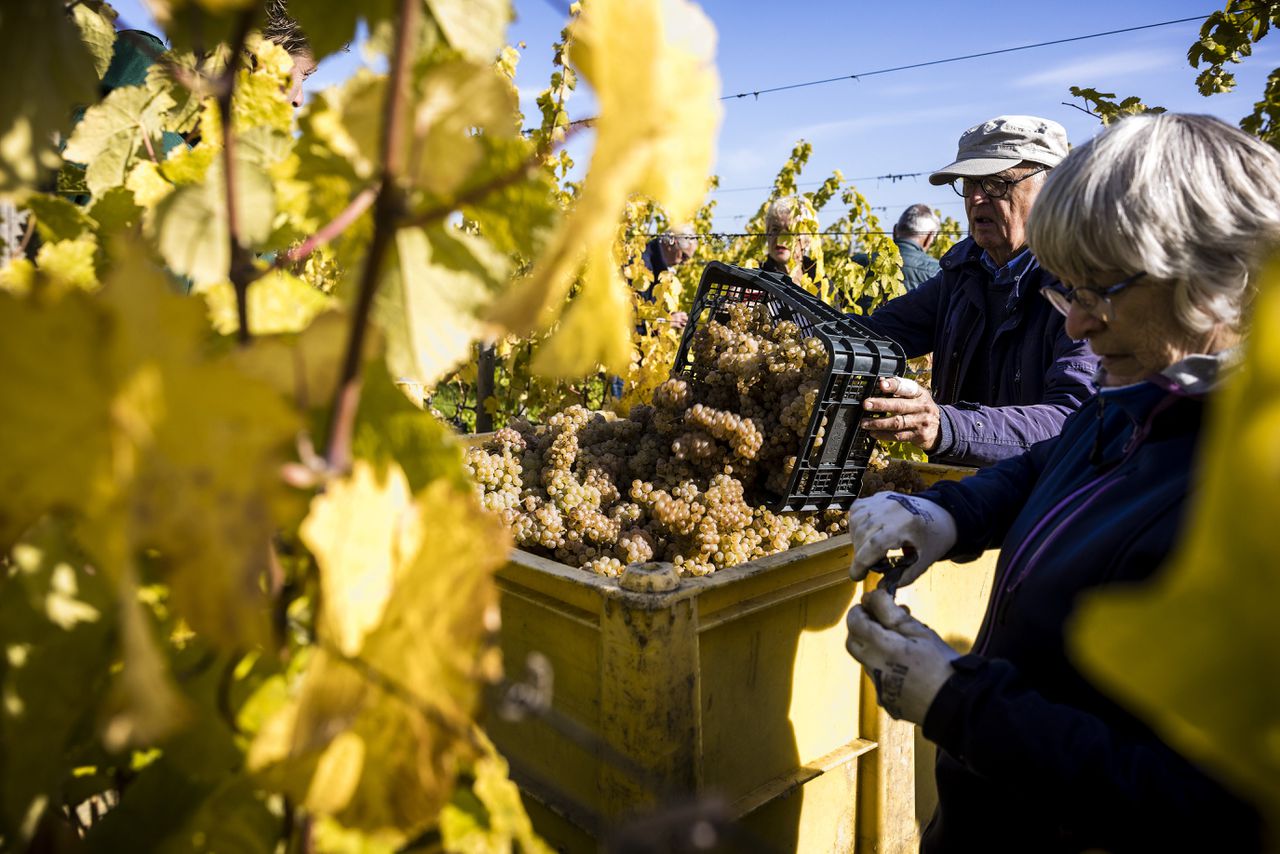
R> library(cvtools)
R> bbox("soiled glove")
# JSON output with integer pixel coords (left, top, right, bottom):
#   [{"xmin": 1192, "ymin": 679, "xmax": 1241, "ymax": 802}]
[
  {"xmin": 848, "ymin": 491, "xmax": 957, "ymax": 588},
  {"xmin": 845, "ymin": 588, "xmax": 959, "ymax": 724}
]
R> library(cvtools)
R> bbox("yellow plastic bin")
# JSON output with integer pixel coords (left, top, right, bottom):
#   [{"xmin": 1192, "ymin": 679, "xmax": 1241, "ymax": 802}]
[{"xmin": 481, "ymin": 459, "xmax": 997, "ymax": 852}]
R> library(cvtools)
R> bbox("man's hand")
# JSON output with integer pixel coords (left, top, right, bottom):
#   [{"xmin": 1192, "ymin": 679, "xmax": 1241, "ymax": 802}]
[
  {"xmin": 848, "ymin": 492, "xmax": 957, "ymax": 585},
  {"xmin": 860, "ymin": 376, "xmax": 942, "ymax": 451},
  {"xmin": 667, "ymin": 310, "xmax": 689, "ymax": 330},
  {"xmin": 845, "ymin": 588, "xmax": 959, "ymax": 724}
]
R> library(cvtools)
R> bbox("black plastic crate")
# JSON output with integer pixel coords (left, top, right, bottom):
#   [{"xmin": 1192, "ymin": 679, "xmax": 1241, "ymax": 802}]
[{"xmin": 672, "ymin": 261, "xmax": 906, "ymax": 513}]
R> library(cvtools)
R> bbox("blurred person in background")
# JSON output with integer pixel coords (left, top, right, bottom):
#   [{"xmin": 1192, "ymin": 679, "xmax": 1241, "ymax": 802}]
[
  {"xmin": 639, "ymin": 224, "xmax": 697, "ymax": 329},
  {"xmin": 853, "ymin": 202, "xmax": 942, "ymax": 292},
  {"xmin": 762, "ymin": 195, "xmax": 819, "ymax": 284},
  {"xmin": 856, "ymin": 115, "xmax": 1097, "ymax": 467},
  {"xmin": 844, "ymin": 113, "xmax": 1278, "ymax": 853}
]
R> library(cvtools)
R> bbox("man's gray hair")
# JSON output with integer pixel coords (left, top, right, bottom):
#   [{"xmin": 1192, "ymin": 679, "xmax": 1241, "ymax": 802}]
[
  {"xmin": 896, "ymin": 203, "xmax": 940, "ymax": 238},
  {"xmin": 1027, "ymin": 113, "xmax": 1280, "ymax": 334}
]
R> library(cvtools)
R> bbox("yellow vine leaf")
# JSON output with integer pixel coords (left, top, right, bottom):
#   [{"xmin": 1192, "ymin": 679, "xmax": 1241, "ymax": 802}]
[
  {"xmin": 234, "ymin": 37, "xmax": 297, "ymax": 136},
  {"xmin": 487, "ymin": 0, "xmax": 720, "ymax": 376},
  {"xmin": 375, "ymin": 226, "xmax": 507, "ymax": 388},
  {"xmin": 88, "ymin": 244, "xmax": 297, "ymax": 647},
  {"xmin": 408, "ymin": 59, "xmax": 517, "ymax": 199},
  {"xmin": 1, "ymin": 239, "xmax": 297, "ymax": 649},
  {"xmin": 229, "ymin": 310, "xmax": 349, "ymax": 410},
  {"xmin": 0, "ymin": 288, "xmax": 115, "ymax": 546},
  {"xmin": 0, "ymin": 0, "xmax": 98, "ymax": 198},
  {"xmin": 199, "ymin": 270, "xmax": 335, "ymax": 336},
  {"xmin": 532, "ymin": 239, "xmax": 633, "ymax": 376},
  {"xmin": 425, "ymin": 0, "xmax": 511, "ymax": 64},
  {"xmin": 440, "ymin": 729, "xmax": 554, "ymax": 854},
  {"xmin": 34, "ymin": 235, "xmax": 100, "ymax": 292},
  {"xmin": 71, "ymin": 3, "xmax": 119, "ymax": 79},
  {"xmin": 1070, "ymin": 256, "xmax": 1280, "ymax": 824},
  {"xmin": 127, "ymin": 159, "xmax": 175, "ymax": 207},
  {"xmin": 301, "ymin": 462, "xmax": 411, "ymax": 657},
  {"xmin": 252, "ymin": 473, "xmax": 508, "ymax": 836}
]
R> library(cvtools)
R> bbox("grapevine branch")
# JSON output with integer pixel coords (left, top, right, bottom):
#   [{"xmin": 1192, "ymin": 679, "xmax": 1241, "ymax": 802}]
[
  {"xmin": 213, "ymin": 7, "xmax": 261, "ymax": 346},
  {"xmin": 270, "ymin": 187, "xmax": 378, "ymax": 272},
  {"xmin": 323, "ymin": 0, "xmax": 420, "ymax": 472}
]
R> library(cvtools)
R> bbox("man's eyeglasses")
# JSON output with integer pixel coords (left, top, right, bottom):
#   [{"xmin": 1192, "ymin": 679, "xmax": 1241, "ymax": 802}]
[
  {"xmin": 950, "ymin": 167, "xmax": 1047, "ymax": 200},
  {"xmin": 1040, "ymin": 272, "xmax": 1146, "ymax": 323}
]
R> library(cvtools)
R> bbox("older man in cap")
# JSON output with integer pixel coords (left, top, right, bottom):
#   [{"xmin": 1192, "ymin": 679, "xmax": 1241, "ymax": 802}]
[{"xmin": 856, "ymin": 115, "xmax": 1098, "ymax": 466}]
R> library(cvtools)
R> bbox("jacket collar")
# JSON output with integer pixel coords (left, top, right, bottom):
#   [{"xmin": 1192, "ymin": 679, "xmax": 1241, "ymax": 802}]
[
  {"xmin": 938, "ymin": 237, "xmax": 1041, "ymax": 302},
  {"xmin": 1096, "ymin": 348, "xmax": 1240, "ymax": 399}
]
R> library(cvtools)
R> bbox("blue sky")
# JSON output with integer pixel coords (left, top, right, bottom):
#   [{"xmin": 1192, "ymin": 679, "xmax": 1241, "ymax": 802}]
[{"xmin": 107, "ymin": 1, "xmax": 1278, "ymax": 233}]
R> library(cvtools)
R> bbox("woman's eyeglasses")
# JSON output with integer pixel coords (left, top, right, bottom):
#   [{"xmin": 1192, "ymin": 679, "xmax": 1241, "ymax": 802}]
[{"xmin": 1040, "ymin": 272, "xmax": 1146, "ymax": 323}]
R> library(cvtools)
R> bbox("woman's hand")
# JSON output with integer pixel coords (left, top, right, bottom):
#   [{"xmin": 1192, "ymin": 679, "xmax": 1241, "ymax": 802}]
[
  {"xmin": 848, "ymin": 492, "xmax": 958, "ymax": 587},
  {"xmin": 845, "ymin": 589, "xmax": 959, "ymax": 724}
]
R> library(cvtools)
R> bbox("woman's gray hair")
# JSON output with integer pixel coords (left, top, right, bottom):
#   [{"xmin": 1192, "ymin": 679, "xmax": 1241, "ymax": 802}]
[{"xmin": 1027, "ymin": 113, "xmax": 1280, "ymax": 334}]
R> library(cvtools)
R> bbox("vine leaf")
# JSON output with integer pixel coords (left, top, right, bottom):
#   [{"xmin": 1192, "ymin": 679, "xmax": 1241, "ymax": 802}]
[
  {"xmin": 72, "ymin": 2, "xmax": 119, "ymax": 78},
  {"xmin": 351, "ymin": 362, "xmax": 472, "ymax": 495},
  {"xmin": 34, "ymin": 235, "xmax": 101, "ymax": 292},
  {"xmin": 1070, "ymin": 256, "xmax": 1280, "ymax": 824},
  {"xmin": 0, "ymin": 518, "xmax": 115, "ymax": 846},
  {"xmin": 440, "ymin": 730, "xmax": 555, "ymax": 854},
  {"xmin": 426, "ymin": 0, "xmax": 511, "ymax": 63},
  {"xmin": 407, "ymin": 59, "xmax": 518, "ymax": 198},
  {"xmin": 1, "ymin": 239, "xmax": 298, "ymax": 648},
  {"xmin": 154, "ymin": 158, "xmax": 276, "ymax": 285},
  {"xmin": 532, "ymin": 239, "xmax": 633, "ymax": 376},
  {"xmin": 100, "ymin": 565, "xmax": 192, "ymax": 752},
  {"xmin": 63, "ymin": 84, "xmax": 177, "ymax": 198},
  {"xmin": 301, "ymin": 461, "xmax": 411, "ymax": 657},
  {"xmin": 285, "ymin": 0, "xmax": 397, "ymax": 62},
  {"xmin": 375, "ymin": 226, "xmax": 507, "ymax": 388},
  {"xmin": 0, "ymin": 0, "xmax": 98, "ymax": 198},
  {"xmin": 230, "ymin": 309, "xmax": 349, "ymax": 409},
  {"xmin": 0, "ymin": 287, "xmax": 114, "ymax": 547},
  {"xmin": 487, "ymin": 0, "xmax": 721, "ymax": 377},
  {"xmin": 252, "ymin": 469, "xmax": 508, "ymax": 838}
]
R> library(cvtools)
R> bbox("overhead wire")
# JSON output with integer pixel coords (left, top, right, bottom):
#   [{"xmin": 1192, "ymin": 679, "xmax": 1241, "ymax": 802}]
[{"xmin": 721, "ymin": 14, "xmax": 1210, "ymax": 101}]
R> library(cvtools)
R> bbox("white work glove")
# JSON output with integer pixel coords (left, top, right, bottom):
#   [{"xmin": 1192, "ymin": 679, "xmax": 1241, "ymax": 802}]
[
  {"xmin": 847, "ymin": 492, "xmax": 958, "ymax": 589},
  {"xmin": 846, "ymin": 588, "xmax": 960, "ymax": 723}
]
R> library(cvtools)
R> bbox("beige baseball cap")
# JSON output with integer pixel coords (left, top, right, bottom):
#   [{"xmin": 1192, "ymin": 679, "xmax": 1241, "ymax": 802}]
[{"xmin": 928, "ymin": 115, "xmax": 1070, "ymax": 185}]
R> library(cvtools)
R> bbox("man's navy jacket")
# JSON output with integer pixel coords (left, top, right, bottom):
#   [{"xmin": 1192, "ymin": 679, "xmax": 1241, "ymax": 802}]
[{"xmin": 858, "ymin": 237, "xmax": 1098, "ymax": 466}]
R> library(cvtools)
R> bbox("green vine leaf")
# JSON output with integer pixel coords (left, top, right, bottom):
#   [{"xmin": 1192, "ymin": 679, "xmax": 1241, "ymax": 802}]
[{"xmin": 63, "ymin": 84, "xmax": 177, "ymax": 198}]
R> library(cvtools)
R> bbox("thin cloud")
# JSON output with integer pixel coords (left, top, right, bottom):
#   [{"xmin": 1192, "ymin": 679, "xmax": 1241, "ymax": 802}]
[
  {"xmin": 787, "ymin": 103, "xmax": 980, "ymax": 142},
  {"xmin": 1013, "ymin": 49, "xmax": 1171, "ymax": 90}
]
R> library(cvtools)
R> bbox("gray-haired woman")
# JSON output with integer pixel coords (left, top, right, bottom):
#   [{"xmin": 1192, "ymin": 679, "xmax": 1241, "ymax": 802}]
[{"xmin": 844, "ymin": 113, "xmax": 1280, "ymax": 852}]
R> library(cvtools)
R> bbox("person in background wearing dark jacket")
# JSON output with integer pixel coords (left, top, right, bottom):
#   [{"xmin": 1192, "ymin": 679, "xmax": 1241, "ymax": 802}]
[
  {"xmin": 852, "ymin": 203, "xmax": 942, "ymax": 292},
  {"xmin": 844, "ymin": 113, "xmax": 1278, "ymax": 853},
  {"xmin": 856, "ymin": 115, "xmax": 1097, "ymax": 466},
  {"xmin": 639, "ymin": 225, "xmax": 696, "ymax": 329}
]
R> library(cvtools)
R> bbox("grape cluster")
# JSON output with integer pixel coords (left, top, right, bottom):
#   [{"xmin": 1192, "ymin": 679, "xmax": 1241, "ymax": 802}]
[
  {"xmin": 465, "ymin": 302, "xmax": 850, "ymax": 577},
  {"xmin": 858, "ymin": 452, "xmax": 929, "ymax": 497}
]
